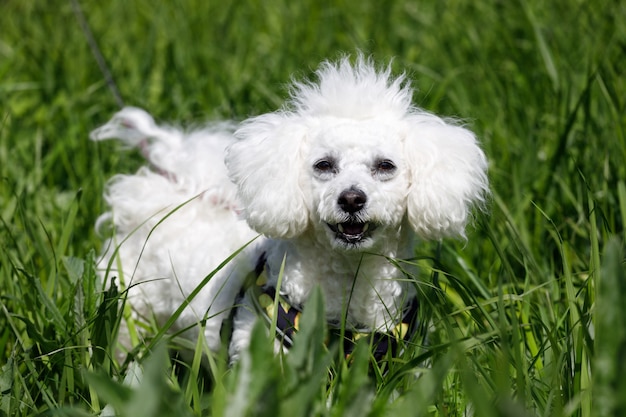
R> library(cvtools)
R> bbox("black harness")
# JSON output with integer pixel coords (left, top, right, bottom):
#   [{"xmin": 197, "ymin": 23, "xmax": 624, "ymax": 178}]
[{"xmin": 244, "ymin": 255, "xmax": 420, "ymax": 362}]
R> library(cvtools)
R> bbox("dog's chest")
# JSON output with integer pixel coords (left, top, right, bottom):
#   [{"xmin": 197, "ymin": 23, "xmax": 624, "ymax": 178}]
[{"xmin": 266, "ymin": 252, "xmax": 408, "ymax": 331}]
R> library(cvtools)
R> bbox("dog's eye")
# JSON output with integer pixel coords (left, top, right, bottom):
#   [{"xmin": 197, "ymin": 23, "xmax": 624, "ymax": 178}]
[
  {"xmin": 372, "ymin": 159, "xmax": 397, "ymax": 179},
  {"xmin": 376, "ymin": 159, "xmax": 396, "ymax": 172},
  {"xmin": 314, "ymin": 159, "xmax": 336, "ymax": 173}
]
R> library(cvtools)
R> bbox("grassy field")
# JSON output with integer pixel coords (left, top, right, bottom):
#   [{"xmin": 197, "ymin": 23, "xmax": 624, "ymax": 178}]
[{"xmin": 1, "ymin": 0, "xmax": 625, "ymax": 415}]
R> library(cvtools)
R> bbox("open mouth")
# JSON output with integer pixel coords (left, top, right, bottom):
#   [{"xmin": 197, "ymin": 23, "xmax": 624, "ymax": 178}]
[{"xmin": 326, "ymin": 221, "xmax": 376, "ymax": 244}]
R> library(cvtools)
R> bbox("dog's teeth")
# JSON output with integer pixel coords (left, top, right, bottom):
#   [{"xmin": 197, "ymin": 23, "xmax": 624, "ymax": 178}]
[
  {"xmin": 337, "ymin": 223, "xmax": 344, "ymax": 233},
  {"xmin": 362, "ymin": 223, "xmax": 369, "ymax": 232}
]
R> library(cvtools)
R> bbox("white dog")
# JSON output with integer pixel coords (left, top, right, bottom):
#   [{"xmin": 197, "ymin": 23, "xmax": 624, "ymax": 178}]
[{"xmin": 93, "ymin": 56, "xmax": 488, "ymax": 362}]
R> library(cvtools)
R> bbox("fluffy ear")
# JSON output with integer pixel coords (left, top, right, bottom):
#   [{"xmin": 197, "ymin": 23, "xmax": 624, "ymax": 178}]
[
  {"xmin": 226, "ymin": 113, "xmax": 309, "ymax": 238},
  {"xmin": 403, "ymin": 114, "xmax": 489, "ymax": 240}
]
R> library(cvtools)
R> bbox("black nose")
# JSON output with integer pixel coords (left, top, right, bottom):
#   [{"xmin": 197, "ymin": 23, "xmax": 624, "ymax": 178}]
[{"xmin": 338, "ymin": 188, "xmax": 367, "ymax": 213}]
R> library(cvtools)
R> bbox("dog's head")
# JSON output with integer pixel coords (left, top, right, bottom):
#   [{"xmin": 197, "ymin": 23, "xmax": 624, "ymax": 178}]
[{"xmin": 226, "ymin": 56, "xmax": 488, "ymax": 249}]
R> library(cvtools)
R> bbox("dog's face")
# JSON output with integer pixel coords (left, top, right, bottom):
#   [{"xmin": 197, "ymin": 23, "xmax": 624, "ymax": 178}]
[
  {"xmin": 304, "ymin": 121, "xmax": 409, "ymax": 250},
  {"xmin": 228, "ymin": 58, "xmax": 488, "ymax": 243}
]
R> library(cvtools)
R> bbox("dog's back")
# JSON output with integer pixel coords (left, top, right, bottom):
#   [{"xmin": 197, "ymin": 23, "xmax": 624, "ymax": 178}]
[{"xmin": 92, "ymin": 107, "xmax": 258, "ymax": 355}]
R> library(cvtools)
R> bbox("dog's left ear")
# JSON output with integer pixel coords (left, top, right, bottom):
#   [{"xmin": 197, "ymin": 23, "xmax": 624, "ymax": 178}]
[
  {"xmin": 403, "ymin": 114, "xmax": 489, "ymax": 240},
  {"xmin": 226, "ymin": 113, "xmax": 309, "ymax": 238}
]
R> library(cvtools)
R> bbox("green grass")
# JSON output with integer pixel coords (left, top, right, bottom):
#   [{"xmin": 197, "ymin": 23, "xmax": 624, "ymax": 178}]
[{"xmin": 1, "ymin": 0, "xmax": 625, "ymax": 415}]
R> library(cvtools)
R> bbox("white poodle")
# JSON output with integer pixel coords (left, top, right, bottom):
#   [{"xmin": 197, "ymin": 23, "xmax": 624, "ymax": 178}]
[{"xmin": 92, "ymin": 56, "xmax": 488, "ymax": 362}]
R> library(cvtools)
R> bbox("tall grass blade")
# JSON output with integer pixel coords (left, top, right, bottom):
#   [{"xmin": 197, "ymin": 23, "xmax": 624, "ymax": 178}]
[{"xmin": 593, "ymin": 238, "xmax": 626, "ymax": 416}]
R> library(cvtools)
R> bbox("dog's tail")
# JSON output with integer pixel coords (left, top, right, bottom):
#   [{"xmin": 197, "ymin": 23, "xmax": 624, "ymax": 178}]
[
  {"xmin": 90, "ymin": 107, "xmax": 165, "ymax": 149},
  {"xmin": 91, "ymin": 107, "xmax": 240, "ymax": 209}
]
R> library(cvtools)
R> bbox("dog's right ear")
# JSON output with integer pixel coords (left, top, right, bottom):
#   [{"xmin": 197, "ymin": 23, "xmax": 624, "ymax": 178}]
[
  {"xmin": 226, "ymin": 113, "xmax": 309, "ymax": 238},
  {"xmin": 403, "ymin": 114, "xmax": 489, "ymax": 240}
]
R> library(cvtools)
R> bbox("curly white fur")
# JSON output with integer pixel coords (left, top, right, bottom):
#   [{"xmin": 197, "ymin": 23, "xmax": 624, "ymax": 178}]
[{"xmin": 94, "ymin": 56, "xmax": 488, "ymax": 361}]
